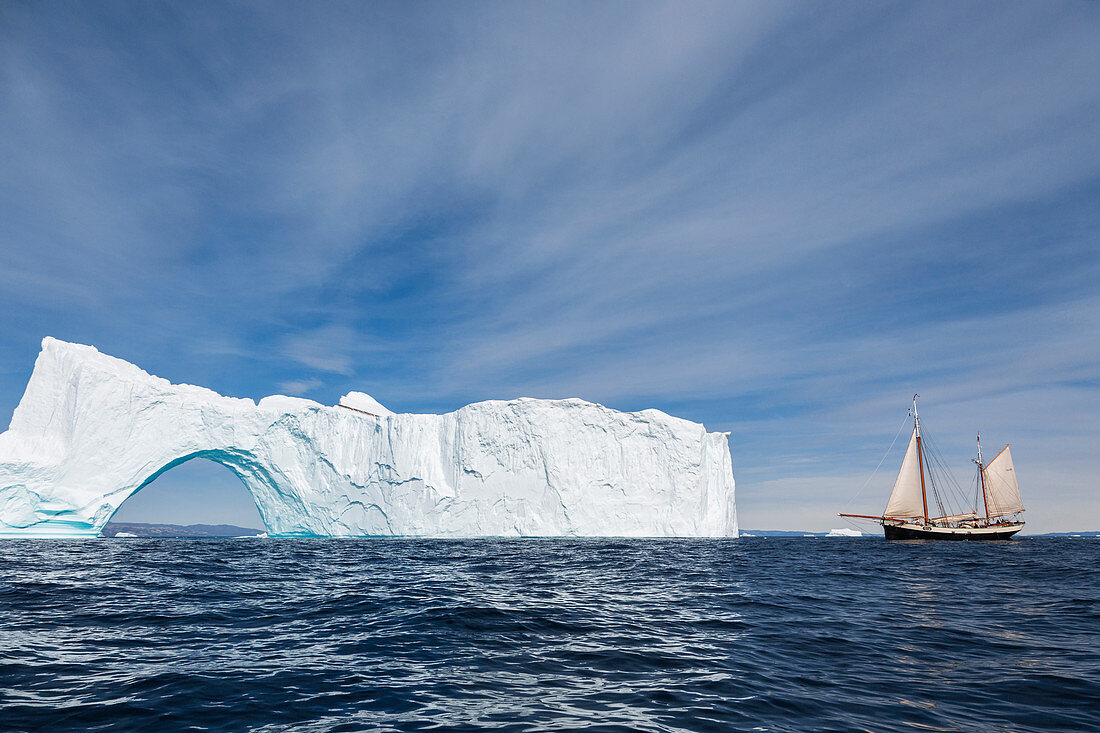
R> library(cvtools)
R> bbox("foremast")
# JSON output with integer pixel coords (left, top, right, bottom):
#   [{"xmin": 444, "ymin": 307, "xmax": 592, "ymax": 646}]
[
  {"xmin": 913, "ymin": 394, "xmax": 929, "ymax": 524},
  {"xmin": 838, "ymin": 394, "xmax": 931, "ymax": 526}
]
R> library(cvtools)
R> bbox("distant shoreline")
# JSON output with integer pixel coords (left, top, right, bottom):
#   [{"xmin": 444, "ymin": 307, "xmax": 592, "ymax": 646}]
[{"xmin": 101, "ymin": 522, "xmax": 264, "ymax": 538}]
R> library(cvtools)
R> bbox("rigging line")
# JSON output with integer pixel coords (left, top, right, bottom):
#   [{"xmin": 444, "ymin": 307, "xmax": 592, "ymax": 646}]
[
  {"xmin": 927, "ymin": 455, "xmax": 959, "ymax": 518},
  {"xmin": 841, "ymin": 515, "xmax": 876, "ymax": 533},
  {"xmin": 923, "ymin": 432, "xmax": 964, "ymax": 493},
  {"xmin": 923, "ymin": 444, "xmax": 950, "ymax": 514},
  {"xmin": 944, "ymin": 469, "xmax": 971, "ymax": 513},
  {"xmin": 926, "ymin": 467, "xmax": 949, "ymax": 519},
  {"xmin": 842, "ymin": 413, "xmax": 911, "ymax": 511},
  {"xmin": 921, "ymin": 432, "xmax": 971, "ymax": 515}
]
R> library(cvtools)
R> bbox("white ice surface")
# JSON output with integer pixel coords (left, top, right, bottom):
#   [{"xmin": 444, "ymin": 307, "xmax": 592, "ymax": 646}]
[
  {"xmin": 0, "ymin": 338, "xmax": 737, "ymax": 537},
  {"xmin": 338, "ymin": 392, "xmax": 394, "ymax": 417}
]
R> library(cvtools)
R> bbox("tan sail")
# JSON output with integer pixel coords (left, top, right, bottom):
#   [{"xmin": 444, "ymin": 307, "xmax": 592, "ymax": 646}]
[
  {"xmin": 884, "ymin": 430, "xmax": 925, "ymax": 519},
  {"xmin": 983, "ymin": 444, "xmax": 1024, "ymax": 518}
]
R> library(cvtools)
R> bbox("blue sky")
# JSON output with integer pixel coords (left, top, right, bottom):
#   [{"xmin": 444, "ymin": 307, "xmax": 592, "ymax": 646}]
[{"xmin": 2, "ymin": 1, "xmax": 1098, "ymax": 532}]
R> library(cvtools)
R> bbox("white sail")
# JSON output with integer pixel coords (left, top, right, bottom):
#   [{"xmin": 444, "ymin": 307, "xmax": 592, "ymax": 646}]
[
  {"xmin": 884, "ymin": 430, "xmax": 925, "ymax": 519},
  {"xmin": 983, "ymin": 444, "xmax": 1024, "ymax": 517}
]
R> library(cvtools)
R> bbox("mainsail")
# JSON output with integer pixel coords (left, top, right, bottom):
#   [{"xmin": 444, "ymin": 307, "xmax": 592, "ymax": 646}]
[
  {"xmin": 884, "ymin": 430, "xmax": 925, "ymax": 519},
  {"xmin": 983, "ymin": 444, "xmax": 1024, "ymax": 517}
]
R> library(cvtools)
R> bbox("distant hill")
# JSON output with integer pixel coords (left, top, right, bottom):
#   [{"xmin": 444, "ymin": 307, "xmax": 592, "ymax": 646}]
[
  {"xmin": 741, "ymin": 530, "xmax": 868, "ymax": 537},
  {"xmin": 102, "ymin": 522, "xmax": 264, "ymax": 538},
  {"xmin": 741, "ymin": 529, "xmax": 1098, "ymax": 538},
  {"xmin": 1029, "ymin": 531, "xmax": 1100, "ymax": 537}
]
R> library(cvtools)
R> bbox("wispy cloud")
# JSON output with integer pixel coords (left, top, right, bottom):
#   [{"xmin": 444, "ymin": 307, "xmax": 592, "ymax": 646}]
[
  {"xmin": 277, "ymin": 378, "xmax": 323, "ymax": 396},
  {"xmin": 280, "ymin": 326, "xmax": 357, "ymax": 376}
]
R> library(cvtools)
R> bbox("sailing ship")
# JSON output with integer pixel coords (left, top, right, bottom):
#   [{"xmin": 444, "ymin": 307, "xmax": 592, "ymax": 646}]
[{"xmin": 840, "ymin": 396, "xmax": 1025, "ymax": 540}]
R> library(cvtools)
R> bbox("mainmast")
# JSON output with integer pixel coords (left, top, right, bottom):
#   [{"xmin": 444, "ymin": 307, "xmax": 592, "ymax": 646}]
[
  {"xmin": 975, "ymin": 433, "xmax": 990, "ymax": 519},
  {"xmin": 913, "ymin": 394, "xmax": 929, "ymax": 524}
]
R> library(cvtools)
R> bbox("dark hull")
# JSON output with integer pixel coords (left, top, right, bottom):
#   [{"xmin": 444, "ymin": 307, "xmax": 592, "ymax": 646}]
[{"xmin": 884, "ymin": 524, "xmax": 1022, "ymax": 541}]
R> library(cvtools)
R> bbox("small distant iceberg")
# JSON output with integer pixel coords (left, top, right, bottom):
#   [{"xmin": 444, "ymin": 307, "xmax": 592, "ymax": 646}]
[{"xmin": 827, "ymin": 528, "xmax": 863, "ymax": 537}]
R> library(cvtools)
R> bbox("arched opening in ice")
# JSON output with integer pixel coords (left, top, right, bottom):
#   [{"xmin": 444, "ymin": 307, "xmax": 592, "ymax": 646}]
[{"xmin": 103, "ymin": 453, "xmax": 267, "ymax": 536}]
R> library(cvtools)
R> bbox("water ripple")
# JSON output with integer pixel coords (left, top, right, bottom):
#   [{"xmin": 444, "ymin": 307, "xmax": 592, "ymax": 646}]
[{"xmin": 1, "ymin": 537, "xmax": 1098, "ymax": 731}]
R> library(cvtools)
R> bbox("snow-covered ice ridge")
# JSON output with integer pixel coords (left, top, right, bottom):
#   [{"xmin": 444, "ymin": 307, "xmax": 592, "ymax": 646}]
[{"xmin": 0, "ymin": 338, "xmax": 737, "ymax": 538}]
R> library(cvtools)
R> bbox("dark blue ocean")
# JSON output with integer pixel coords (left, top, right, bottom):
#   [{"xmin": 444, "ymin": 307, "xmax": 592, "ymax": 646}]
[{"xmin": 2, "ymin": 538, "xmax": 1098, "ymax": 732}]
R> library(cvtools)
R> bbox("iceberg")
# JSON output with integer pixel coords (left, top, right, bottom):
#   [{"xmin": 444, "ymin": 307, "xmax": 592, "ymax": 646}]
[{"xmin": 0, "ymin": 338, "xmax": 737, "ymax": 538}]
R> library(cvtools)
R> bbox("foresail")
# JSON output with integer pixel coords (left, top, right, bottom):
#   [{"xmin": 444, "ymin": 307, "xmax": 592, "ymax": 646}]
[
  {"xmin": 884, "ymin": 430, "xmax": 925, "ymax": 519},
  {"xmin": 984, "ymin": 444, "xmax": 1024, "ymax": 517}
]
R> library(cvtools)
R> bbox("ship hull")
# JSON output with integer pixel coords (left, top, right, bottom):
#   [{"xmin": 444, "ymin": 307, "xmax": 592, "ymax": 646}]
[{"xmin": 883, "ymin": 521, "xmax": 1023, "ymax": 541}]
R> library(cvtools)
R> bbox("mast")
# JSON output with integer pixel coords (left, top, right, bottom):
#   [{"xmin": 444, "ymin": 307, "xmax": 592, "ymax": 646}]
[
  {"xmin": 976, "ymin": 433, "xmax": 990, "ymax": 519},
  {"xmin": 913, "ymin": 394, "xmax": 929, "ymax": 524}
]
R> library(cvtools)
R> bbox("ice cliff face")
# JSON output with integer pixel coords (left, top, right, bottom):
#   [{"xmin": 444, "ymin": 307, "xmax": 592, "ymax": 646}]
[{"xmin": 0, "ymin": 338, "xmax": 737, "ymax": 538}]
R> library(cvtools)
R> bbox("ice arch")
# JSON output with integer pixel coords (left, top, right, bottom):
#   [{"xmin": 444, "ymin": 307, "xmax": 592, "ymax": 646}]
[
  {"xmin": 105, "ymin": 453, "xmax": 264, "ymax": 531},
  {"xmin": 118, "ymin": 451, "xmax": 272, "ymax": 528},
  {"xmin": 0, "ymin": 338, "xmax": 737, "ymax": 538}
]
